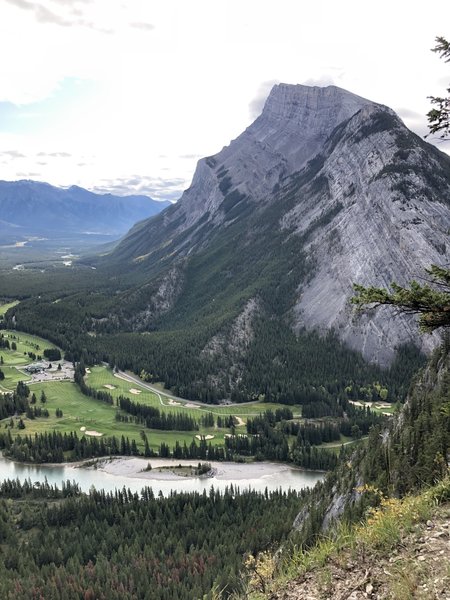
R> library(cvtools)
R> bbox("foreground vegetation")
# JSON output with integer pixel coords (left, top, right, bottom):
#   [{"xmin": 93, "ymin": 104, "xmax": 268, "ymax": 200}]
[
  {"xmin": 246, "ymin": 476, "xmax": 450, "ymax": 599},
  {"xmin": 0, "ymin": 481, "xmax": 303, "ymax": 600},
  {"xmin": 235, "ymin": 340, "xmax": 450, "ymax": 599}
]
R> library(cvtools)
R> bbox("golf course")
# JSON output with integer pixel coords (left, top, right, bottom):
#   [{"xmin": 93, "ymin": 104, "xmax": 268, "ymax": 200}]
[{"xmin": 0, "ymin": 322, "xmax": 306, "ymax": 454}]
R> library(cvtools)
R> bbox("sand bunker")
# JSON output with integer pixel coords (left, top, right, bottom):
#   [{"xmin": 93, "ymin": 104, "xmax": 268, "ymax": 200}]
[
  {"xmin": 186, "ymin": 403, "xmax": 199, "ymax": 408},
  {"xmin": 104, "ymin": 384, "xmax": 116, "ymax": 390},
  {"xmin": 234, "ymin": 416, "xmax": 245, "ymax": 427},
  {"xmin": 85, "ymin": 368, "xmax": 91, "ymax": 374},
  {"xmin": 130, "ymin": 388, "xmax": 142, "ymax": 395},
  {"xmin": 195, "ymin": 434, "xmax": 215, "ymax": 440},
  {"xmin": 85, "ymin": 430, "xmax": 103, "ymax": 437},
  {"xmin": 80, "ymin": 426, "xmax": 86, "ymax": 432},
  {"xmin": 168, "ymin": 399, "xmax": 181, "ymax": 406}
]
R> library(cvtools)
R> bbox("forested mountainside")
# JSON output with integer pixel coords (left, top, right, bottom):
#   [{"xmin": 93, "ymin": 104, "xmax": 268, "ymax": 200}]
[
  {"xmin": 240, "ymin": 339, "xmax": 450, "ymax": 599},
  {"xmin": 0, "ymin": 180, "xmax": 169, "ymax": 240},
  {"xmin": 0, "ymin": 481, "xmax": 303, "ymax": 600},
  {"xmin": 4, "ymin": 83, "xmax": 450, "ymax": 401},
  {"xmin": 275, "ymin": 340, "xmax": 450, "ymax": 555}
]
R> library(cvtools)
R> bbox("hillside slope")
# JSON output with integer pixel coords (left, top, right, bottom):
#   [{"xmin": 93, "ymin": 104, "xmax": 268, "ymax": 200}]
[
  {"xmin": 94, "ymin": 85, "xmax": 450, "ymax": 367},
  {"xmin": 260, "ymin": 483, "xmax": 450, "ymax": 600},
  {"xmin": 245, "ymin": 343, "xmax": 450, "ymax": 599}
]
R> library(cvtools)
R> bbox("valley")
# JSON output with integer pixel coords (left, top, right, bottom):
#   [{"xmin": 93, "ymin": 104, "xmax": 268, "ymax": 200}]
[
  {"xmin": 2, "ymin": 0, "xmax": 450, "ymax": 596},
  {"xmin": 0, "ymin": 75, "xmax": 448, "ymax": 600},
  {"xmin": 0, "ymin": 322, "xmax": 365, "ymax": 464}
]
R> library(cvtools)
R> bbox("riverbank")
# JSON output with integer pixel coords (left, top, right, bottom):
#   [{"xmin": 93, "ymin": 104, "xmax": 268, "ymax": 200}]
[
  {"xmin": 0, "ymin": 453, "xmax": 324, "ymax": 496},
  {"xmin": 80, "ymin": 456, "xmax": 312, "ymax": 482}
]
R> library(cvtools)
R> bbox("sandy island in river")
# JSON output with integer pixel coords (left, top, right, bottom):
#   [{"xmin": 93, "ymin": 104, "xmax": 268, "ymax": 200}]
[{"xmin": 83, "ymin": 457, "xmax": 299, "ymax": 481}]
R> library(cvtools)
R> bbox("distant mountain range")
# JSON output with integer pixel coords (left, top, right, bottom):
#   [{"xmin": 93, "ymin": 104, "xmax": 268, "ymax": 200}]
[{"xmin": 0, "ymin": 180, "xmax": 170, "ymax": 242}]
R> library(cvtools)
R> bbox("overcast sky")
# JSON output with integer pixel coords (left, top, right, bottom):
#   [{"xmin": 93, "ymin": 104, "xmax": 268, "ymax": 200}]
[{"xmin": 1, "ymin": 0, "xmax": 449, "ymax": 201}]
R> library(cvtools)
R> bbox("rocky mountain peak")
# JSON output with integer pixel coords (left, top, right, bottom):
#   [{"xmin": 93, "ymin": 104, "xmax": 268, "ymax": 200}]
[
  {"xmin": 261, "ymin": 83, "xmax": 374, "ymax": 129},
  {"xmin": 240, "ymin": 83, "xmax": 377, "ymax": 172},
  {"xmin": 159, "ymin": 84, "xmax": 378, "ymax": 234},
  {"xmin": 104, "ymin": 83, "xmax": 450, "ymax": 372}
]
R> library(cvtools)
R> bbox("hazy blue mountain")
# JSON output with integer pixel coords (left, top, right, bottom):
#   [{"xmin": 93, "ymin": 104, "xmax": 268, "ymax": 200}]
[{"xmin": 0, "ymin": 180, "xmax": 170, "ymax": 241}]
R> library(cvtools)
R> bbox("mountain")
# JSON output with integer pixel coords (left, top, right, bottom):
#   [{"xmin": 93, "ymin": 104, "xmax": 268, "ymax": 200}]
[
  {"xmin": 9, "ymin": 84, "xmax": 450, "ymax": 401},
  {"xmin": 104, "ymin": 85, "xmax": 375, "ymax": 265},
  {"xmin": 98, "ymin": 84, "xmax": 450, "ymax": 365},
  {"xmin": 0, "ymin": 180, "xmax": 170, "ymax": 241}
]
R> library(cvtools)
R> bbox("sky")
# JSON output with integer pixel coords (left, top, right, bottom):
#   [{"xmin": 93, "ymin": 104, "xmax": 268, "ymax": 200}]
[{"xmin": 0, "ymin": 1, "xmax": 449, "ymax": 202}]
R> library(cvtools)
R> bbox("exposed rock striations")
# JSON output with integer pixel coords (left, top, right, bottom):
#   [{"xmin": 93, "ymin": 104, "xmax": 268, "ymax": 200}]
[{"xmin": 103, "ymin": 84, "xmax": 450, "ymax": 367}]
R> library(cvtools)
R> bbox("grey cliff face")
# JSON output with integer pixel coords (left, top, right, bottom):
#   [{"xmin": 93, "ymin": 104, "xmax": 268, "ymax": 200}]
[
  {"xmin": 286, "ymin": 105, "xmax": 450, "ymax": 364},
  {"xmin": 159, "ymin": 84, "xmax": 376, "ymax": 233}
]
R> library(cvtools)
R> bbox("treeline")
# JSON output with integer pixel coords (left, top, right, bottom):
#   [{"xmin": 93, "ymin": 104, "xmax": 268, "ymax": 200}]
[
  {"xmin": 0, "ymin": 430, "xmax": 140, "ymax": 463},
  {"xmin": 279, "ymin": 408, "xmax": 383, "ymax": 443},
  {"xmin": 290, "ymin": 441, "xmax": 338, "ymax": 470},
  {"xmin": 0, "ymin": 336, "xmax": 13, "ymax": 350},
  {"xmin": 362, "ymin": 342, "xmax": 450, "ymax": 495},
  {"xmin": 0, "ymin": 477, "xmax": 81, "ymax": 499},
  {"xmin": 0, "ymin": 483, "xmax": 303, "ymax": 600},
  {"xmin": 246, "ymin": 407, "xmax": 294, "ymax": 432},
  {"xmin": 159, "ymin": 438, "xmax": 227, "ymax": 461},
  {"xmin": 224, "ymin": 429, "xmax": 337, "ymax": 470},
  {"xmin": 234, "ymin": 408, "xmax": 384, "ymax": 469},
  {"xmin": 5, "ymin": 292, "xmax": 425, "ymax": 405},
  {"xmin": 0, "ymin": 429, "xmax": 229, "ymax": 464},
  {"xmin": 279, "ymin": 420, "xmax": 341, "ymax": 445},
  {"xmin": 0, "ymin": 387, "xmax": 29, "ymax": 420},
  {"xmin": 0, "ymin": 383, "xmax": 56, "ymax": 426},
  {"xmin": 276, "ymin": 343, "xmax": 450, "ymax": 559},
  {"xmin": 117, "ymin": 395, "xmax": 199, "ymax": 431}
]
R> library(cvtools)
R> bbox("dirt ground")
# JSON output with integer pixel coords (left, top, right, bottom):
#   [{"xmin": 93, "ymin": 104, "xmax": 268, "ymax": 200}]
[{"xmin": 271, "ymin": 504, "xmax": 450, "ymax": 600}]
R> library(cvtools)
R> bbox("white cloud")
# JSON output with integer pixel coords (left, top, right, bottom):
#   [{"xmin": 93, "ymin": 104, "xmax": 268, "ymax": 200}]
[
  {"xmin": 0, "ymin": 0, "xmax": 449, "ymax": 197},
  {"xmin": 249, "ymin": 80, "xmax": 280, "ymax": 119}
]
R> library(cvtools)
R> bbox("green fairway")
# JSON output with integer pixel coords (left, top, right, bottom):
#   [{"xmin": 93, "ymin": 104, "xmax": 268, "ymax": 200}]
[
  {"xmin": 3, "ymin": 379, "xmax": 223, "ymax": 453},
  {"xmin": 1, "ymin": 330, "xmax": 306, "ymax": 455},
  {"xmin": 0, "ymin": 365, "xmax": 31, "ymax": 391},
  {"xmin": 0, "ymin": 301, "xmax": 19, "ymax": 317},
  {"xmin": 86, "ymin": 365, "xmax": 303, "ymax": 419},
  {"xmin": 0, "ymin": 329, "xmax": 61, "ymax": 376}
]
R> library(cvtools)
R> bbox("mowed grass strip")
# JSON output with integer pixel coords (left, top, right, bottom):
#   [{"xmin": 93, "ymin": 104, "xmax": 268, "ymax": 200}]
[
  {"xmin": 3, "ymin": 380, "xmax": 222, "ymax": 452},
  {"xmin": 0, "ymin": 301, "xmax": 19, "ymax": 317},
  {"xmin": 0, "ymin": 366, "xmax": 31, "ymax": 391},
  {"xmin": 1, "ymin": 329, "xmax": 60, "ymax": 365},
  {"xmin": 88, "ymin": 366, "xmax": 303, "ymax": 420}
]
